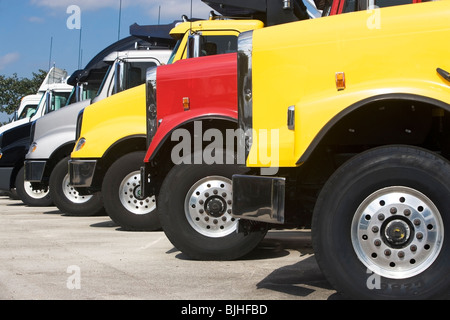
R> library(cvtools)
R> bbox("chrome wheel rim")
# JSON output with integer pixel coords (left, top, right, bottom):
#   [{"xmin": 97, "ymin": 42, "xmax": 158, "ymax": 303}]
[
  {"xmin": 119, "ymin": 171, "xmax": 156, "ymax": 215},
  {"xmin": 185, "ymin": 176, "xmax": 237, "ymax": 238},
  {"xmin": 62, "ymin": 174, "xmax": 92, "ymax": 204},
  {"xmin": 24, "ymin": 181, "xmax": 49, "ymax": 200},
  {"xmin": 351, "ymin": 186, "xmax": 444, "ymax": 279}
]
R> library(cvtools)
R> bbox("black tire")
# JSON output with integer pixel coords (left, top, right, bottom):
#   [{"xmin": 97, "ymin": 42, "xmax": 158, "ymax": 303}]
[
  {"xmin": 158, "ymin": 151, "xmax": 267, "ymax": 261},
  {"xmin": 102, "ymin": 151, "xmax": 160, "ymax": 231},
  {"xmin": 15, "ymin": 166, "xmax": 53, "ymax": 207},
  {"xmin": 312, "ymin": 145, "xmax": 450, "ymax": 299},
  {"xmin": 49, "ymin": 157, "xmax": 105, "ymax": 216}
]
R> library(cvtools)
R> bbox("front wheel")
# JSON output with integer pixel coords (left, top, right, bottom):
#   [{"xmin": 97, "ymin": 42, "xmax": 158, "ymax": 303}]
[
  {"xmin": 102, "ymin": 151, "xmax": 159, "ymax": 231},
  {"xmin": 158, "ymin": 160, "xmax": 267, "ymax": 261},
  {"xmin": 312, "ymin": 146, "xmax": 450, "ymax": 299},
  {"xmin": 15, "ymin": 166, "xmax": 53, "ymax": 207},
  {"xmin": 49, "ymin": 157, "xmax": 105, "ymax": 216}
]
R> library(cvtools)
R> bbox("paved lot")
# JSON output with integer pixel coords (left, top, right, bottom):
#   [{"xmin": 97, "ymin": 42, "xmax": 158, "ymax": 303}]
[{"xmin": 0, "ymin": 196, "xmax": 337, "ymax": 301}]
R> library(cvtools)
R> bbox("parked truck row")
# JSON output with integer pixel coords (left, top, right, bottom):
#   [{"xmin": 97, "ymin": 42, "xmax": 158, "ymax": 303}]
[{"xmin": 1, "ymin": 0, "xmax": 447, "ymax": 300}]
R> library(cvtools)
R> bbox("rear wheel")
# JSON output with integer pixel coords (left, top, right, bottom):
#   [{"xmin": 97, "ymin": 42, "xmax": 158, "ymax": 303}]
[
  {"xmin": 102, "ymin": 151, "xmax": 159, "ymax": 231},
  {"xmin": 312, "ymin": 146, "xmax": 450, "ymax": 299},
  {"xmin": 158, "ymin": 153, "xmax": 267, "ymax": 260},
  {"xmin": 15, "ymin": 166, "xmax": 53, "ymax": 207},
  {"xmin": 49, "ymin": 157, "xmax": 105, "ymax": 216}
]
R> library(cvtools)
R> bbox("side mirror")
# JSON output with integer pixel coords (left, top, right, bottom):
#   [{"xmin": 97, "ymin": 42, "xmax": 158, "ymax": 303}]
[
  {"xmin": 113, "ymin": 61, "xmax": 125, "ymax": 94},
  {"xmin": 45, "ymin": 91, "xmax": 53, "ymax": 114},
  {"xmin": 75, "ymin": 83, "xmax": 84, "ymax": 102},
  {"xmin": 187, "ymin": 34, "xmax": 201, "ymax": 59}
]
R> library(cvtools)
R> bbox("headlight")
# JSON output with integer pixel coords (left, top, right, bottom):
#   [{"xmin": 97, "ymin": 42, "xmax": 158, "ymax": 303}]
[{"xmin": 75, "ymin": 138, "xmax": 86, "ymax": 152}]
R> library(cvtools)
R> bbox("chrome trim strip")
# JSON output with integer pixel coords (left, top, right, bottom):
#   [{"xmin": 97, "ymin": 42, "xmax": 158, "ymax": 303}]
[
  {"xmin": 237, "ymin": 31, "xmax": 254, "ymax": 161},
  {"xmin": 146, "ymin": 66, "xmax": 158, "ymax": 148}
]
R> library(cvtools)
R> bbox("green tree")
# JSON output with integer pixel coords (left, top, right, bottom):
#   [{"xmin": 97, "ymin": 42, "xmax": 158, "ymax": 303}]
[{"xmin": 0, "ymin": 70, "xmax": 47, "ymax": 114}]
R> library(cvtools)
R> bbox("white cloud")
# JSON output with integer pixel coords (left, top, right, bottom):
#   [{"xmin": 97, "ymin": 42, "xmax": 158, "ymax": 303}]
[
  {"xmin": 28, "ymin": 16, "xmax": 45, "ymax": 23},
  {"xmin": 0, "ymin": 53, "xmax": 20, "ymax": 71}
]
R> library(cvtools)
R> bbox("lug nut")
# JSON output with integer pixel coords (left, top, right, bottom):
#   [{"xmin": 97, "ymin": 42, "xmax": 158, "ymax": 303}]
[
  {"xmin": 372, "ymin": 226, "xmax": 379, "ymax": 233},
  {"xmin": 403, "ymin": 209, "xmax": 411, "ymax": 216},
  {"xmin": 410, "ymin": 244, "xmax": 417, "ymax": 252},
  {"xmin": 374, "ymin": 239, "xmax": 382, "ymax": 246},
  {"xmin": 416, "ymin": 232, "xmax": 423, "ymax": 240},
  {"xmin": 384, "ymin": 249, "xmax": 391, "ymax": 256},
  {"xmin": 378, "ymin": 214, "xmax": 385, "ymax": 221},
  {"xmin": 398, "ymin": 251, "xmax": 405, "ymax": 258},
  {"xmin": 390, "ymin": 207, "xmax": 397, "ymax": 214},
  {"xmin": 414, "ymin": 219, "xmax": 421, "ymax": 226}
]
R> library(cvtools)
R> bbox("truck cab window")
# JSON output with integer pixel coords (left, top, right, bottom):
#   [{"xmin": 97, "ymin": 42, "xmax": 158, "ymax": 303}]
[
  {"xmin": 124, "ymin": 61, "xmax": 157, "ymax": 91},
  {"xmin": 18, "ymin": 105, "xmax": 38, "ymax": 120},
  {"xmin": 200, "ymin": 35, "xmax": 237, "ymax": 56},
  {"xmin": 48, "ymin": 92, "xmax": 71, "ymax": 113},
  {"xmin": 343, "ymin": 0, "xmax": 358, "ymax": 13}
]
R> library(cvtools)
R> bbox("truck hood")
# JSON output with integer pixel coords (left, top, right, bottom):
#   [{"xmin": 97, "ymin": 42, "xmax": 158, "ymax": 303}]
[
  {"xmin": 0, "ymin": 118, "xmax": 30, "ymax": 135},
  {"xmin": 33, "ymin": 99, "xmax": 92, "ymax": 141}
]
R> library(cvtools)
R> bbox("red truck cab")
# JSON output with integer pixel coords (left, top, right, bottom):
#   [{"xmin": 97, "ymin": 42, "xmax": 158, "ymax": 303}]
[{"xmin": 144, "ymin": 53, "xmax": 238, "ymax": 164}]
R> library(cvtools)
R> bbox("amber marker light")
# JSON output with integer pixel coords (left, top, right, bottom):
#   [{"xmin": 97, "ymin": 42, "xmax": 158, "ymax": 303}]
[
  {"xmin": 183, "ymin": 97, "xmax": 190, "ymax": 111},
  {"xmin": 30, "ymin": 142, "xmax": 37, "ymax": 153},
  {"xmin": 335, "ymin": 72, "xmax": 346, "ymax": 91}
]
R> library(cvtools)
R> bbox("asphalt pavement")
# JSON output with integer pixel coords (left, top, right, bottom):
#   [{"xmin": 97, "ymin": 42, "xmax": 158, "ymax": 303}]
[{"xmin": 0, "ymin": 195, "xmax": 338, "ymax": 302}]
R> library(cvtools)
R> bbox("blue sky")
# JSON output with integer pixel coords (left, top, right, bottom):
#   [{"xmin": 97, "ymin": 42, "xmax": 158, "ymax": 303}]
[{"xmin": 0, "ymin": 0, "xmax": 212, "ymax": 79}]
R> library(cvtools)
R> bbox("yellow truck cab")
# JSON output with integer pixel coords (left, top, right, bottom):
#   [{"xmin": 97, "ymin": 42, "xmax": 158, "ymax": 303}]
[
  {"xmin": 231, "ymin": 1, "xmax": 450, "ymax": 299},
  {"xmin": 69, "ymin": 17, "xmax": 265, "ymax": 230}
]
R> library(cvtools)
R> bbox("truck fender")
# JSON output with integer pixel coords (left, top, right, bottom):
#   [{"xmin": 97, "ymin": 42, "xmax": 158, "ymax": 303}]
[
  {"xmin": 144, "ymin": 109, "xmax": 238, "ymax": 163},
  {"xmin": 296, "ymin": 93, "xmax": 450, "ymax": 165}
]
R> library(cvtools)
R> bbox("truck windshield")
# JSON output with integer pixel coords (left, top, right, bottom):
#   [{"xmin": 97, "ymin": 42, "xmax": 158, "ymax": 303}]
[
  {"xmin": 96, "ymin": 65, "xmax": 113, "ymax": 97},
  {"xmin": 18, "ymin": 105, "xmax": 38, "ymax": 120},
  {"xmin": 167, "ymin": 40, "xmax": 182, "ymax": 65}
]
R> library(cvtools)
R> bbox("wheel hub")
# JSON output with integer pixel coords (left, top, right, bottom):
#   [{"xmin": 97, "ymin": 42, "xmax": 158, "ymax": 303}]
[
  {"xmin": 382, "ymin": 217, "xmax": 412, "ymax": 248},
  {"xmin": 351, "ymin": 186, "xmax": 444, "ymax": 279},
  {"xmin": 205, "ymin": 196, "xmax": 227, "ymax": 217},
  {"xmin": 185, "ymin": 176, "xmax": 237, "ymax": 238},
  {"xmin": 119, "ymin": 171, "xmax": 156, "ymax": 215}
]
